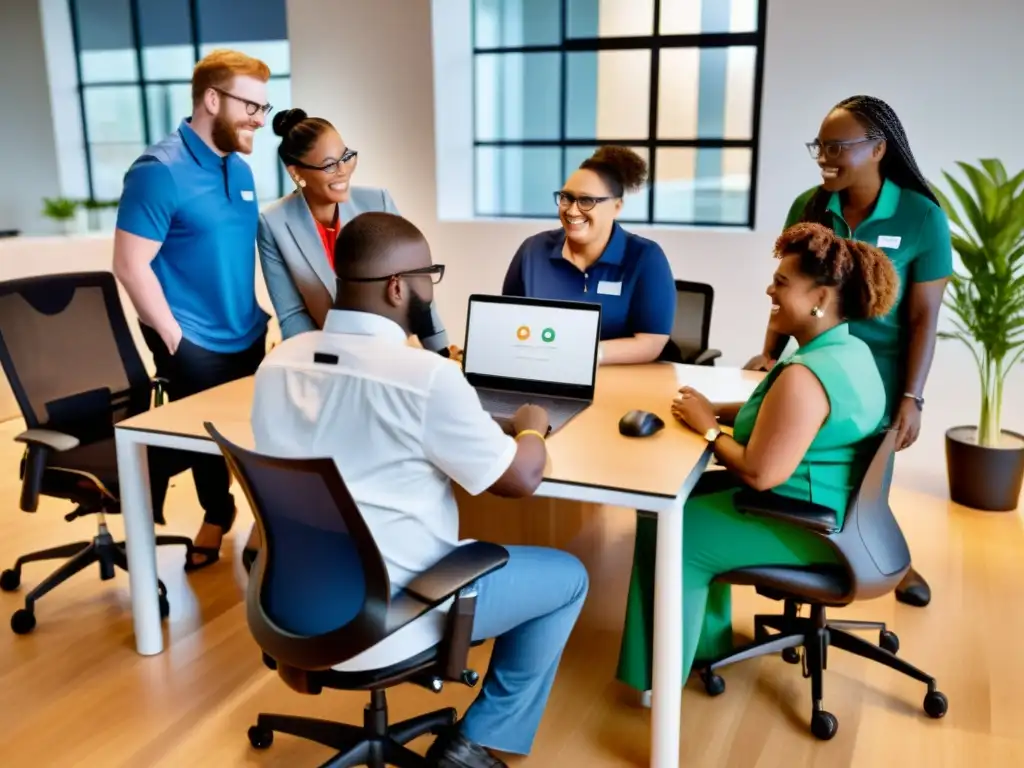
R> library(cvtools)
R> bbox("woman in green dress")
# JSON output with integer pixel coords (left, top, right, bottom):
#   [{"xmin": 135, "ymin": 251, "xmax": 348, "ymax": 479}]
[
  {"xmin": 745, "ymin": 95, "xmax": 953, "ymax": 608},
  {"xmin": 617, "ymin": 222, "xmax": 901, "ymax": 693}
]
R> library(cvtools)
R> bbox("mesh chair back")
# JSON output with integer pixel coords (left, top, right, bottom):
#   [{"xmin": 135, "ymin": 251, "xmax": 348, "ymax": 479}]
[
  {"xmin": 670, "ymin": 280, "xmax": 713, "ymax": 359},
  {"xmin": 0, "ymin": 272, "xmax": 150, "ymax": 438},
  {"xmin": 833, "ymin": 429, "xmax": 910, "ymax": 600},
  {"xmin": 205, "ymin": 423, "xmax": 392, "ymax": 670}
]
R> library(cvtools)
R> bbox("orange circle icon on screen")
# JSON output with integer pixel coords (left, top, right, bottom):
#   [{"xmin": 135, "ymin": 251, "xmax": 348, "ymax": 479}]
[{"xmin": 516, "ymin": 325, "xmax": 531, "ymax": 340}]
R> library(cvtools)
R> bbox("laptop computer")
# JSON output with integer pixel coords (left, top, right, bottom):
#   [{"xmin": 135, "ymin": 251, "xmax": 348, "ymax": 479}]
[{"xmin": 461, "ymin": 294, "xmax": 602, "ymax": 435}]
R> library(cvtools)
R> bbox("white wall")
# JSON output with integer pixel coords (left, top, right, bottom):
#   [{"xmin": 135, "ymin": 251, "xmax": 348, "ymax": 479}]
[
  {"xmin": 0, "ymin": 0, "xmax": 63, "ymax": 235},
  {"xmin": 293, "ymin": 0, "xmax": 1024, "ymax": 491}
]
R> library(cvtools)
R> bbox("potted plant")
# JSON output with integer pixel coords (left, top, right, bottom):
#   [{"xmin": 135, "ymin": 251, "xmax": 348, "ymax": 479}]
[
  {"xmin": 933, "ymin": 159, "xmax": 1024, "ymax": 512},
  {"xmin": 41, "ymin": 197, "xmax": 80, "ymax": 235}
]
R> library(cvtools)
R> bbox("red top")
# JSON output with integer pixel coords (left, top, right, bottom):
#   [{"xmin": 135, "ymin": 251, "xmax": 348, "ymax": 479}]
[{"xmin": 314, "ymin": 217, "xmax": 339, "ymax": 271}]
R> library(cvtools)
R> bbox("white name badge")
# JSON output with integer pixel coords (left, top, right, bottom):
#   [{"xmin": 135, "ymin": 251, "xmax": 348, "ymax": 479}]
[
  {"xmin": 596, "ymin": 280, "xmax": 622, "ymax": 296},
  {"xmin": 877, "ymin": 235, "xmax": 901, "ymax": 248},
  {"xmin": 241, "ymin": 190, "xmax": 255, "ymax": 202}
]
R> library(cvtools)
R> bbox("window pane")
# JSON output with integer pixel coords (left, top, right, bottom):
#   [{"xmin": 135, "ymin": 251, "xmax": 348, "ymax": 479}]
[
  {"xmin": 84, "ymin": 86, "xmax": 145, "ymax": 144},
  {"xmin": 475, "ymin": 53, "xmax": 561, "ymax": 141},
  {"xmin": 564, "ymin": 146, "xmax": 651, "ymax": 221},
  {"xmin": 567, "ymin": 0, "xmax": 654, "ymax": 38},
  {"xmin": 143, "ymin": 47, "xmax": 196, "ymax": 81},
  {"xmin": 197, "ymin": 0, "xmax": 288, "ymax": 44},
  {"xmin": 74, "ymin": 0, "xmax": 138, "ymax": 83},
  {"xmin": 660, "ymin": 0, "xmax": 759, "ymax": 35},
  {"xmin": 473, "ymin": 0, "xmax": 560, "ymax": 48},
  {"xmin": 476, "ymin": 147, "xmax": 562, "ymax": 217},
  {"xmin": 145, "ymin": 84, "xmax": 194, "ymax": 139},
  {"xmin": 653, "ymin": 148, "xmax": 751, "ymax": 225},
  {"xmin": 657, "ymin": 46, "xmax": 755, "ymax": 140},
  {"xmin": 567, "ymin": 50, "xmax": 650, "ymax": 140},
  {"xmin": 90, "ymin": 143, "xmax": 145, "ymax": 199},
  {"xmin": 138, "ymin": 0, "xmax": 193, "ymax": 79},
  {"xmin": 198, "ymin": 41, "xmax": 290, "ymax": 76},
  {"xmin": 248, "ymin": 78, "xmax": 292, "ymax": 201}
]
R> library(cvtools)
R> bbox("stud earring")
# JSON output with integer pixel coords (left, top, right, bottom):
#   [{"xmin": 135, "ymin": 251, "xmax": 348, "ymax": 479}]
[
  {"xmin": 292, "ymin": 176, "xmax": 305, "ymax": 188},
  {"xmin": 811, "ymin": 306, "xmax": 824, "ymax": 318}
]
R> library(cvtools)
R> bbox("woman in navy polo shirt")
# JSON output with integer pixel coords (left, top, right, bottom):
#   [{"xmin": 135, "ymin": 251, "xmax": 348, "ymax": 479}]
[{"xmin": 502, "ymin": 147, "xmax": 676, "ymax": 365}]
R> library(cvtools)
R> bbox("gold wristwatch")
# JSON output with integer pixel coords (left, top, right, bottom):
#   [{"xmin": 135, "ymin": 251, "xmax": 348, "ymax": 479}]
[{"xmin": 704, "ymin": 427, "xmax": 722, "ymax": 443}]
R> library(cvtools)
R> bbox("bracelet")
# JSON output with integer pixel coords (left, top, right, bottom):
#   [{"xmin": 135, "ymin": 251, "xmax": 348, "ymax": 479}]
[{"xmin": 515, "ymin": 429, "xmax": 547, "ymax": 443}]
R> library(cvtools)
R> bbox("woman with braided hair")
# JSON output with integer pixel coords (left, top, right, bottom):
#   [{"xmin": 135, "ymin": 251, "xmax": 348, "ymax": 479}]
[
  {"xmin": 617, "ymin": 223, "xmax": 900, "ymax": 693},
  {"xmin": 745, "ymin": 95, "xmax": 953, "ymax": 608}
]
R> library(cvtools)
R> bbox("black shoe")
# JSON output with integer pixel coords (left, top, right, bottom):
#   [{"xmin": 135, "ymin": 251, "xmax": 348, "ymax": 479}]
[
  {"xmin": 426, "ymin": 730, "xmax": 507, "ymax": 768},
  {"xmin": 895, "ymin": 567, "xmax": 931, "ymax": 607}
]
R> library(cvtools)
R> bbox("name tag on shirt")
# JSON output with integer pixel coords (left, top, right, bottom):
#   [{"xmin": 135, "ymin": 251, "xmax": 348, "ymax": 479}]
[
  {"xmin": 877, "ymin": 235, "xmax": 901, "ymax": 248},
  {"xmin": 241, "ymin": 190, "xmax": 255, "ymax": 202},
  {"xmin": 596, "ymin": 281, "xmax": 622, "ymax": 296}
]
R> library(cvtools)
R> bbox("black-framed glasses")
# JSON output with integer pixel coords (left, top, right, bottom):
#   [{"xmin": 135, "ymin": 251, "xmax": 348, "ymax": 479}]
[
  {"xmin": 805, "ymin": 138, "xmax": 879, "ymax": 160},
  {"xmin": 213, "ymin": 87, "xmax": 273, "ymax": 116},
  {"xmin": 287, "ymin": 149, "xmax": 359, "ymax": 175},
  {"xmin": 554, "ymin": 191, "xmax": 613, "ymax": 212},
  {"xmin": 342, "ymin": 264, "xmax": 445, "ymax": 285}
]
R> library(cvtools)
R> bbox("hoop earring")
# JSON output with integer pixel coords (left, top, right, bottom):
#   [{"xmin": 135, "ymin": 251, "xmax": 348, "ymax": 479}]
[{"xmin": 811, "ymin": 306, "xmax": 824, "ymax": 318}]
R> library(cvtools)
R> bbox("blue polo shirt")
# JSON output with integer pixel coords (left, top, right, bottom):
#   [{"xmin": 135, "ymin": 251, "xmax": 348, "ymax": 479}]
[
  {"xmin": 501, "ymin": 223, "xmax": 676, "ymax": 340},
  {"xmin": 116, "ymin": 119, "xmax": 269, "ymax": 353}
]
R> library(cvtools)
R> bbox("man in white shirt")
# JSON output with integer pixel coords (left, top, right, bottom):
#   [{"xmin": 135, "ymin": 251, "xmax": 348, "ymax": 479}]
[{"xmin": 251, "ymin": 212, "xmax": 589, "ymax": 768}]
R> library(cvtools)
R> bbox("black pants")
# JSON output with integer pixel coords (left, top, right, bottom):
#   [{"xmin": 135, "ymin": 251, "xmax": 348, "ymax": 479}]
[{"xmin": 141, "ymin": 324, "xmax": 266, "ymax": 528}]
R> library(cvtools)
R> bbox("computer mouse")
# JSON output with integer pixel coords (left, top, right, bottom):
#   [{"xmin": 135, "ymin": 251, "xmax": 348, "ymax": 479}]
[{"xmin": 618, "ymin": 409, "xmax": 665, "ymax": 438}]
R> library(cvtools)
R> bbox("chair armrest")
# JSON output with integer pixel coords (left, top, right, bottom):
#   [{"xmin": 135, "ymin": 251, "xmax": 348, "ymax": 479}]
[
  {"xmin": 15, "ymin": 429, "xmax": 80, "ymax": 452},
  {"xmin": 403, "ymin": 541, "xmax": 510, "ymax": 606},
  {"xmin": 733, "ymin": 488, "xmax": 839, "ymax": 534},
  {"xmin": 691, "ymin": 348, "xmax": 722, "ymax": 366}
]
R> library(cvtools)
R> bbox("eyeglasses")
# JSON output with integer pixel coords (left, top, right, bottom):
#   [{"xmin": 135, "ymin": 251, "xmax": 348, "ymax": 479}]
[
  {"xmin": 342, "ymin": 264, "xmax": 445, "ymax": 285},
  {"xmin": 213, "ymin": 87, "xmax": 273, "ymax": 117},
  {"xmin": 805, "ymin": 138, "xmax": 879, "ymax": 160},
  {"xmin": 288, "ymin": 149, "xmax": 359, "ymax": 175},
  {"xmin": 553, "ymin": 191, "xmax": 613, "ymax": 212}
]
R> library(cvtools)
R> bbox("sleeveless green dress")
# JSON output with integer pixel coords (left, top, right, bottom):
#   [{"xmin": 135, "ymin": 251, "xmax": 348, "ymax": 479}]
[{"xmin": 616, "ymin": 323, "xmax": 888, "ymax": 691}]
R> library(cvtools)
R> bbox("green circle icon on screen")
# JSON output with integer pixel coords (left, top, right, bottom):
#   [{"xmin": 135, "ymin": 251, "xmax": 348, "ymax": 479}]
[{"xmin": 541, "ymin": 328, "xmax": 556, "ymax": 343}]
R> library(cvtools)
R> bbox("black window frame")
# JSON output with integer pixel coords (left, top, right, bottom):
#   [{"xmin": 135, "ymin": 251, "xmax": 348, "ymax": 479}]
[
  {"xmin": 470, "ymin": 0, "xmax": 768, "ymax": 228},
  {"xmin": 67, "ymin": 0, "xmax": 290, "ymax": 204}
]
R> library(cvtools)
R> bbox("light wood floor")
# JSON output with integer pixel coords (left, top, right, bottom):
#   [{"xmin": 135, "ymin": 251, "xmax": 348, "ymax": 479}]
[{"xmin": 0, "ymin": 418, "xmax": 1021, "ymax": 768}]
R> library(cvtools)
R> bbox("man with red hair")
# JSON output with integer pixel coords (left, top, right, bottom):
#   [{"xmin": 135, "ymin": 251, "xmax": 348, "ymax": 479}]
[{"xmin": 114, "ymin": 49, "xmax": 272, "ymax": 571}]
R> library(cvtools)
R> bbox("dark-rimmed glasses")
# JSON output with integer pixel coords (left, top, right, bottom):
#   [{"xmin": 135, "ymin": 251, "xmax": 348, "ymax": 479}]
[
  {"xmin": 213, "ymin": 87, "xmax": 273, "ymax": 116},
  {"xmin": 805, "ymin": 138, "xmax": 879, "ymax": 161},
  {"xmin": 287, "ymin": 149, "xmax": 359, "ymax": 175},
  {"xmin": 341, "ymin": 264, "xmax": 445, "ymax": 285},
  {"xmin": 554, "ymin": 191, "xmax": 613, "ymax": 212}
]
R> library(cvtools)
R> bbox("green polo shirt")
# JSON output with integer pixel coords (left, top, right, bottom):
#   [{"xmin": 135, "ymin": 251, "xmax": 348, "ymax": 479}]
[{"xmin": 783, "ymin": 179, "xmax": 953, "ymax": 410}]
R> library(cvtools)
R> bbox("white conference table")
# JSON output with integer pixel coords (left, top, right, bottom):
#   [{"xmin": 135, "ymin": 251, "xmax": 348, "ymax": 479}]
[{"xmin": 114, "ymin": 361, "xmax": 762, "ymax": 767}]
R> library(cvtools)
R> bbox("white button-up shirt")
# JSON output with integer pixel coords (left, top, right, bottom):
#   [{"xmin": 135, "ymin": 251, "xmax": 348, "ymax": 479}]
[{"xmin": 250, "ymin": 309, "xmax": 517, "ymax": 670}]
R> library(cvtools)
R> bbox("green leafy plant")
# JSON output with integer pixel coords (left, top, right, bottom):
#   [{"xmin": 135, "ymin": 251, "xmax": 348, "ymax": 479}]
[
  {"xmin": 933, "ymin": 159, "xmax": 1024, "ymax": 447},
  {"xmin": 41, "ymin": 197, "xmax": 79, "ymax": 221}
]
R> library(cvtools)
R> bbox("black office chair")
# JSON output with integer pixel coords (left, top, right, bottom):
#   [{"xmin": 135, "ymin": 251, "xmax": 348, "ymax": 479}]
[
  {"xmin": 205, "ymin": 423, "xmax": 510, "ymax": 768},
  {"xmin": 659, "ymin": 280, "xmax": 722, "ymax": 365},
  {"xmin": 0, "ymin": 272, "xmax": 192, "ymax": 634},
  {"xmin": 698, "ymin": 429, "xmax": 948, "ymax": 740}
]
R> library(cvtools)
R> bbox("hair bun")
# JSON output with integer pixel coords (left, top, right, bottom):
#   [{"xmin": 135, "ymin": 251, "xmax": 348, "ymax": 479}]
[
  {"xmin": 589, "ymin": 146, "xmax": 648, "ymax": 193},
  {"xmin": 272, "ymin": 108, "xmax": 308, "ymax": 138}
]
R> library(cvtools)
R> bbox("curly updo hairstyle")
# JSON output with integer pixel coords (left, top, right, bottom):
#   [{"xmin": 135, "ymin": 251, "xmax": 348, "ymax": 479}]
[
  {"xmin": 579, "ymin": 146, "xmax": 648, "ymax": 198},
  {"xmin": 774, "ymin": 223, "xmax": 900, "ymax": 320},
  {"xmin": 271, "ymin": 107, "xmax": 333, "ymax": 165}
]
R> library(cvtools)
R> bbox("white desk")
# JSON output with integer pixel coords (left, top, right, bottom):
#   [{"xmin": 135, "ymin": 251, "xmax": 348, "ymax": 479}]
[{"xmin": 114, "ymin": 362, "xmax": 762, "ymax": 767}]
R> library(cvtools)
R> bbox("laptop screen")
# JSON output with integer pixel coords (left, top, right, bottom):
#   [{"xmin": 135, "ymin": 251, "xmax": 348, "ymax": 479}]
[{"xmin": 462, "ymin": 295, "xmax": 601, "ymax": 398}]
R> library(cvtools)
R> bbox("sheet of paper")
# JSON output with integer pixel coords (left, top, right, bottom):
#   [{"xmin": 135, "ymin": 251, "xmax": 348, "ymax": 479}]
[{"xmin": 673, "ymin": 366, "xmax": 762, "ymax": 404}]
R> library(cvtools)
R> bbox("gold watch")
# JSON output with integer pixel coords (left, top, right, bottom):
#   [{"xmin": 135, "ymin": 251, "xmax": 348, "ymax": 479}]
[{"xmin": 704, "ymin": 427, "xmax": 722, "ymax": 443}]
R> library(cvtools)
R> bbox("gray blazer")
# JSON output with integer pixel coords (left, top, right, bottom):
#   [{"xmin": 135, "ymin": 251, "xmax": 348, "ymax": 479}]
[{"xmin": 257, "ymin": 186, "xmax": 399, "ymax": 340}]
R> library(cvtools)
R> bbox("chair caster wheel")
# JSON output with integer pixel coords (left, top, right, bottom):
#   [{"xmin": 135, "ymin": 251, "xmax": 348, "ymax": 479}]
[
  {"xmin": 924, "ymin": 690, "xmax": 948, "ymax": 718},
  {"xmin": 879, "ymin": 629, "xmax": 899, "ymax": 655},
  {"xmin": 158, "ymin": 582, "xmax": 170, "ymax": 620},
  {"xmin": 782, "ymin": 647, "xmax": 800, "ymax": 664},
  {"xmin": 0, "ymin": 569, "xmax": 19, "ymax": 591},
  {"xmin": 11, "ymin": 608, "xmax": 36, "ymax": 635},
  {"xmin": 461, "ymin": 669, "xmax": 479, "ymax": 687},
  {"xmin": 810, "ymin": 710, "xmax": 838, "ymax": 740},
  {"xmin": 700, "ymin": 670, "xmax": 725, "ymax": 697},
  {"xmin": 248, "ymin": 724, "xmax": 273, "ymax": 749},
  {"xmin": 437, "ymin": 707, "xmax": 459, "ymax": 731}
]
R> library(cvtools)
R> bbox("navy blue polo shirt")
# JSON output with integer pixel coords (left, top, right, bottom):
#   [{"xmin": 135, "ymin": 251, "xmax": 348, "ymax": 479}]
[
  {"xmin": 116, "ymin": 118, "xmax": 269, "ymax": 353},
  {"xmin": 501, "ymin": 223, "xmax": 676, "ymax": 340}
]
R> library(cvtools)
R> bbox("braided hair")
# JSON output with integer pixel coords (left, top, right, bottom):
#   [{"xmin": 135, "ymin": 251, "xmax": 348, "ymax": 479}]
[
  {"xmin": 801, "ymin": 95, "xmax": 938, "ymax": 226},
  {"xmin": 775, "ymin": 223, "xmax": 899, "ymax": 320}
]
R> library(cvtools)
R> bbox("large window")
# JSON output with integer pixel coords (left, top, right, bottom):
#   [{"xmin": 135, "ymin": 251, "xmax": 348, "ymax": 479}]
[
  {"xmin": 472, "ymin": 0, "xmax": 767, "ymax": 227},
  {"xmin": 69, "ymin": 0, "xmax": 290, "ymax": 204}
]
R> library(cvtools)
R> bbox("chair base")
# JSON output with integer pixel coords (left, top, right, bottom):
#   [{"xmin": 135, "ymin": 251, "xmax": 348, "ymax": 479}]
[
  {"xmin": 248, "ymin": 689, "xmax": 456, "ymax": 768},
  {"xmin": 0, "ymin": 519, "xmax": 192, "ymax": 634},
  {"xmin": 698, "ymin": 602, "xmax": 948, "ymax": 740}
]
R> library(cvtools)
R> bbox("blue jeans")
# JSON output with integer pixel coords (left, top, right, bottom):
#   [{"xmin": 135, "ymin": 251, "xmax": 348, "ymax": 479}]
[{"xmin": 460, "ymin": 545, "xmax": 589, "ymax": 754}]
